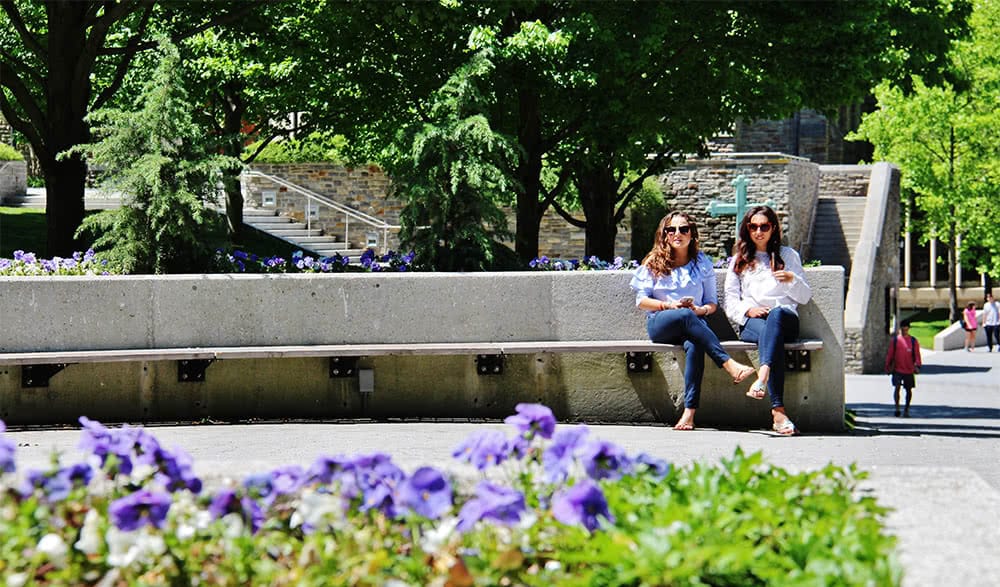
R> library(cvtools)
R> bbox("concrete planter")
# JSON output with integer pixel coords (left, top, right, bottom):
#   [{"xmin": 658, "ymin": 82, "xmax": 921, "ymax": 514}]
[{"xmin": 0, "ymin": 269, "xmax": 844, "ymax": 429}]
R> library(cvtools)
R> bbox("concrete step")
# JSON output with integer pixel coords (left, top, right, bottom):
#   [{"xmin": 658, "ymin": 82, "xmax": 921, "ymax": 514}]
[
  {"xmin": 269, "ymin": 228, "xmax": 324, "ymax": 237},
  {"xmin": 242, "ymin": 208, "xmax": 278, "ymax": 217}
]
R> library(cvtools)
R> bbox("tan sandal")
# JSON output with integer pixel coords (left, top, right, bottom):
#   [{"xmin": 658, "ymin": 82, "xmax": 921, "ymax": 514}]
[{"xmin": 772, "ymin": 419, "xmax": 798, "ymax": 436}]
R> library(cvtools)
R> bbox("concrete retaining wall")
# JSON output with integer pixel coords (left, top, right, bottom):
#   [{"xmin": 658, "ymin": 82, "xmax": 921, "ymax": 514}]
[
  {"xmin": 0, "ymin": 268, "xmax": 844, "ymax": 430},
  {"xmin": 0, "ymin": 160, "xmax": 26, "ymax": 201},
  {"xmin": 844, "ymin": 163, "xmax": 900, "ymax": 373}
]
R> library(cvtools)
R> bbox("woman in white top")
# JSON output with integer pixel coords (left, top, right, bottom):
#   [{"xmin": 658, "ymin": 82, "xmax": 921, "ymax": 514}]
[
  {"xmin": 631, "ymin": 211, "xmax": 755, "ymax": 430},
  {"xmin": 724, "ymin": 206, "xmax": 812, "ymax": 435}
]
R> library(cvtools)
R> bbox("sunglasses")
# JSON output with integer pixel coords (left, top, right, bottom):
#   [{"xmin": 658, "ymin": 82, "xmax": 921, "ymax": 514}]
[
  {"xmin": 748, "ymin": 222, "xmax": 772, "ymax": 233},
  {"xmin": 664, "ymin": 225, "xmax": 691, "ymax": 235}
]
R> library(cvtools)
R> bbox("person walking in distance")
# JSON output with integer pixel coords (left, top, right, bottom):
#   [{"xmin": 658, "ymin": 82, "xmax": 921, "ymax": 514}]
[
  {"xmin": 885, "ymin": 320, "xmax": 921, "ymax": 418},
  {"xmin": 962, "ymin": 301, "xmax": 979, "ymax": 352},
  {"xmin": 983, "ymin": 293, "xmax": 999, "ymax": 352}
]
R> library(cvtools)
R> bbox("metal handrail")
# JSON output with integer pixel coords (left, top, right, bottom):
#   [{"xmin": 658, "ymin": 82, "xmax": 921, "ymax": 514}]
[{"xmin": 243, "ymin": 170, "xmax": 400, "ymax": 252}]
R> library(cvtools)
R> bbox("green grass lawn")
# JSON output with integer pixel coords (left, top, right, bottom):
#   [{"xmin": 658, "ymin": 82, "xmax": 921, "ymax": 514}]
[
  {"xmin": 1, "ymin": 206, "xmax": 301, "ymax": 261},
  {"xmin": 0, "ymin": 207, "xmax": 47, "ymax": 258},
  {"xmin": 902, "ymin": 308, "xmax": 951, "ymax": 349}
]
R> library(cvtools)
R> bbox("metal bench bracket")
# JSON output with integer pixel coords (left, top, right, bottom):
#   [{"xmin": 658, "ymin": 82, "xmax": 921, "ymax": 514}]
[
  {"xmin": 476, "ymin": 354, "xmax": 503, "ymax": 375},
  {"xmin": 22, "ymin": 363, "xmax": 69, "ymax": 388},
  {"xmin": 329, "ymin": 356, "xmax": 358, "ymax": 378},
  {"xmin": 178, "ymin": 359, "xmax": 214, "ymax": 383},
  {"xmin": 785, "ymin": 349, "xmax": 811, "ymax": 372},
  {"xmin": 626, "ymin": 352, "xmax": 653, "ymax": 373}
]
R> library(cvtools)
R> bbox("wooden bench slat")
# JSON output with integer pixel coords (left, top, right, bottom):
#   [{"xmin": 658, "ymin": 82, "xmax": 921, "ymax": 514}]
[{"xmin": 0, "ymin": 339, "xmax": 823, "ymax": 366}]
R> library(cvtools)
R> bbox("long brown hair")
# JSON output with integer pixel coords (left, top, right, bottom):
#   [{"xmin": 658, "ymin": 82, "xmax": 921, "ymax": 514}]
[
  {"xmin": 732, "ymin": 206, "xmax": 784, "ymax": 274},
  {"xmin": 642, "ymin": 211, "xmax": 700, "ymax": 277}
]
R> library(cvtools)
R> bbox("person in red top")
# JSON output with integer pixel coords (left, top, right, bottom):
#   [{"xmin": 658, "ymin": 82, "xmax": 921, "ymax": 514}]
[{"xmin": 885, "ymin": 320, "xmax": 922, "ymax": 417}]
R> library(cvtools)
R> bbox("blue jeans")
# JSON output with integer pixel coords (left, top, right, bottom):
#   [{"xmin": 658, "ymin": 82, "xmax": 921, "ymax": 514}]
[
  {"xmin": 739, "ymin": 307, "xmax": 799, "ymax": 409},
  {"xmin": 646, "ymin": 309, "xmax": 732, "ymax": 409}
]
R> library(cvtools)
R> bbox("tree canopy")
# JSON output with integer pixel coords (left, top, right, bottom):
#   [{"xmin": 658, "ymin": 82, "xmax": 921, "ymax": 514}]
[{"xmin": 851, "ymin": 0, "xmax": 999, "ymax": 319}]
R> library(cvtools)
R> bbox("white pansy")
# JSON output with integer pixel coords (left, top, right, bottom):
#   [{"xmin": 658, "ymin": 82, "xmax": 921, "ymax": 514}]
[
  {"xmin": 6, "ymin": 573, "xmax": 28, "ymax": 587},
  {"xmin": 221, "ymin": 512, "xmax": 245, "ymax": 539},
  {"xmin": 128, "ymin": 463, "xmax": 156, "ymax": 484},
  {"xmin": 290, "ymin": 489, "xmax": 344, "ymax": 531},
  {"xmin": 420, "ymin": 517, "xmax": 459, "ymax": 553},
  {"xmin": 75, "ymin": 509, "xmax": 102, "ymax": 555},
  {"xmin": 106, "ymin": 527, "xmax": 166, "ymax": 568},
  {"xmin": 37, "ymin": 533, "xmax": 69, "ymax": 568}
]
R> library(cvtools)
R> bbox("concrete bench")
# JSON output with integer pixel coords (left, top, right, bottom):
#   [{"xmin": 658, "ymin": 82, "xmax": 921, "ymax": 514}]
[
  {"xmin": 0, "ymin": 268, "xmax": 843, "ymax": 429},
  {"xmin": 0, "ymin": 339, "xmax": 824, "ymax": 384}
]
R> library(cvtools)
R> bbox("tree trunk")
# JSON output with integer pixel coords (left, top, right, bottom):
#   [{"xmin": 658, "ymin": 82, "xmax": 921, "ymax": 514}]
[
  {"xmin": 43, "ymin": 157, "xmax": 87, "ymax": 256},
  {"xmin": 514, "ymin": 88, "xmax": 544, "ymax": 262},
  {"xmin": 221, "ymin": 82, "xmax": 246, "ymax": 242},
  {"xmin": 577, "ymin": 165, "xmax": 619, "ymax": 261},
  {"xmin": 223, "ymin": 173, "xmax": 244, "ymax": 244},
  {"xmin": 947, "ymin": 220, "xmax": 959, "ymax": 323},
  {"xmin": 43, "ymin": 3, "xmax": 92, "ymax": 256}
]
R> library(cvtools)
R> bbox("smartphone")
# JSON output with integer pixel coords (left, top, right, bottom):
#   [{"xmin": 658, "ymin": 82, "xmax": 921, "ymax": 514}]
[{"xmin": 679, "ymin": 296, "xmax": 695, "ymax": 306}]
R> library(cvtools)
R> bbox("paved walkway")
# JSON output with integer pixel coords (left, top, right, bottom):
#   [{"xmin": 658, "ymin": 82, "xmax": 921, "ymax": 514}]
[{"xmin": 6, "ymin": 348, "xmax": 999, "ymax": 586}]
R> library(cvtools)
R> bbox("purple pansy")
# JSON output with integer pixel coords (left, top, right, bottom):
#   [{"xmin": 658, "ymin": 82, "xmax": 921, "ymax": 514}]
[
  {"xmin": 209, "ymin": 488, "xmax": 265, "ymax": 534},
  {"xmin": 109, "ymin": 489, "xmax": 173, "ymax": 531},
  {"xmin": 551, "ymin": 480, "xmax": 614, "ymax": 532},
  {"xmin": 452, "ymin": 429, "xmax": 511, "ymax": 470},
  {"xmin": 0, "ymin": 421, "xmax": 14, "ymax": 473},
  {"xmin": 578, "ymin": 439, "xmax": 631, "ymax": 481},
  {"xmin": 633, "ymin": 453, "xmax": 671, "ymax": 479},
  {"xmin": 504, "ymin": 403, "xmax": 557, "ymax": 440},
  {"xmin": 397, "ymin": 466, "xmax": 452, "ymax": 519},
  {"xmin": 456, "ymin": 481, "xmax": 527, "ymax": 532},
  {"xmin": 542, "ymin": 426, "xmax": 590, "ymax": 483}
]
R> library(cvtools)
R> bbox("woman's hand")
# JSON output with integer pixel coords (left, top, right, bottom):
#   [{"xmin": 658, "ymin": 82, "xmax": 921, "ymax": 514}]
[
  {"xmin": 746, "ymin": 306, "xmax": 770, "ymax": 318},
  {"xmin": 772, "ymin": 270, "xmax": 795, "ymax": 283}
]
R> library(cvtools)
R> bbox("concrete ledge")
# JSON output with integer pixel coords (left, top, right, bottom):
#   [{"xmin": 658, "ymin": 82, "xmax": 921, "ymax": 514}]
[
  {"xmin": 934, "ymin": 310, "xmax": 986, "ymax": 351},
  {"xmin": 0, "ymin": 268, "xmax": 844, "ymax": 429}
]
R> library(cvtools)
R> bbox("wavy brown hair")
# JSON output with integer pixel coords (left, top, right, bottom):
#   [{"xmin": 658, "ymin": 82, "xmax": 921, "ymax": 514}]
[
  {"xmin": 732, "ymin": 206, "xmax": 784, "ymax": 274},
  {"xmin": 641, "ymin": 211, "xmax": 700, "ymax": 277}
]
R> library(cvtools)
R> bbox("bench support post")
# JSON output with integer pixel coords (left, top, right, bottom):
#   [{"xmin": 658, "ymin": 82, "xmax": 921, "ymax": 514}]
[
  {"xmin": 178, "ymin": 359, "xmax": 214, "ymax": 383},
  {"xmin": 476, "ymin": 354, "xmax": 503, "ymax": 375},
  {"xmin": 784, "ymin": 350, "xmax": 811, "ymax": 372},
  {"xmin": 626, "ymin": 352, "xmax": 653, "ymax": 373},
  {"xmin": 329, "ymin": 357, "xmax": 358, "ymax": 378},
  {"xmin": 21, "ymin": 364, "xmax": 69, "ymax": 388}
]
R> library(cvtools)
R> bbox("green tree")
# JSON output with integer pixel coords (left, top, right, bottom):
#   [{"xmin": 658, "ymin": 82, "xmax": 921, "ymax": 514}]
[
  {"xmin": 851, "ymin": 0, "xmax": 1000, "ymax": 320},
  {"xmin": 311, "ymin": 1, "xmax": 970, "ymax": 262},
  {"xmin": 70, "ymin": 41, "xmax": 240, "ymax": 274},
  {"xmin": 387, "ymin": 53, "xmax": 515, "ymax": 271},
  {"xmin": 180, "ymin": 3, "xmax": 328, "ymax": 244},
  {"xmin": 0, "ymin": 1, "xmax": 254, "ymax": 255}
]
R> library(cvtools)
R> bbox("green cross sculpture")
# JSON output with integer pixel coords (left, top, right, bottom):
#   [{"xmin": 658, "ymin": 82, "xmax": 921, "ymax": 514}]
[{"xmin": 706, "ymin": 175, "xmax": 774, "ymax": 238}]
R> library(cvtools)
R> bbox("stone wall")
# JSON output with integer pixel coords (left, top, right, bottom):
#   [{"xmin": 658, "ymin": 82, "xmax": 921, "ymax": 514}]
[
  {"xmin": 0, "ymin": 160, "xmax": 26, "ymax": 201},
  {"xmin": 818, "ymin": 165, "xmax": 871, "ymax": 198},
  {"xmin": 243, "ymin": 163, "xmax": 631, "ymax": 261},
  {"xmin": 732, "ymin": 106, "xmax": 870, "ymax": 165},
  {"xmin": 656, "ymin": 154, "xmax": 819, "ymax": 260}
]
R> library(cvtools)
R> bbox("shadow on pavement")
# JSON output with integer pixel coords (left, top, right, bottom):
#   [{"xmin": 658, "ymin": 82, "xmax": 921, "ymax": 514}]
[
  {"xmin": 849, "ymin": 402, "xmax": 1000, "ymax": 438},
  {"xmin": 919, "ymin": 364, "xmax": 993, "ymax": 375}
]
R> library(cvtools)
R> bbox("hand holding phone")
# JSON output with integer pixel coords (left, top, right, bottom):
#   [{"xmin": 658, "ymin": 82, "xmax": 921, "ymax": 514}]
[{"xmin": 679, "ymin": 296, "xmax": 695, "ymax": 307}]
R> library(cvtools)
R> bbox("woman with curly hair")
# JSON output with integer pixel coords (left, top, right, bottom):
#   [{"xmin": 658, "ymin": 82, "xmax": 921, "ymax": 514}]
[
  {"xmin": 630, "ymin": 211, "xmax": 755, "ymax": 430},
  {"xmin": 724, "ymin": 206, "xmax": 811, "ymax": 436}
]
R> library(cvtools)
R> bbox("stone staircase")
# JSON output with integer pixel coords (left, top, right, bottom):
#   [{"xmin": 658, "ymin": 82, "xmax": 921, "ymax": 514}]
[
  {"xmin": 242, "ymin": 208, "xmax": 367, "ymax": 259},
  {"xmin": 2, "ymin": 187, "xmax": 123, "ymax": 210},
  {"xmin": 808, "ymin": 195, "xmax": 867, "ymax": 275}
]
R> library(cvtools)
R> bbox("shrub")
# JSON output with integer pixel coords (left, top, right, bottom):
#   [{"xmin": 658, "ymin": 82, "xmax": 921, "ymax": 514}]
[
  {"xmin": 0, "ymin": 143, "xmax": 24, "ymax": 161},
  {"xmin": 245, "ymin": 132, "xmax": 347, "ymax": 164},
  {"xmin": 0, "ymin": 406, "xmax": 900, "ymax": 585}
]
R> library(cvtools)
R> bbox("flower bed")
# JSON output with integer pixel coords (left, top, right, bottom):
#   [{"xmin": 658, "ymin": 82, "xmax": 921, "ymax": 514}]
[{"xmin": 0, "ymin": 405, "xmax": 898, "ymax": 585}]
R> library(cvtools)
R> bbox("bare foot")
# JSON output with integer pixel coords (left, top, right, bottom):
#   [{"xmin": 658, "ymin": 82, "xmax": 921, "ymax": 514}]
[
  {"xmin": 673, "ymin": 408, "xmax": 696, "ymax": 430},
  {"xmin": 725, "ymin": 360, "xmax": 755, "ymax": 384}
]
